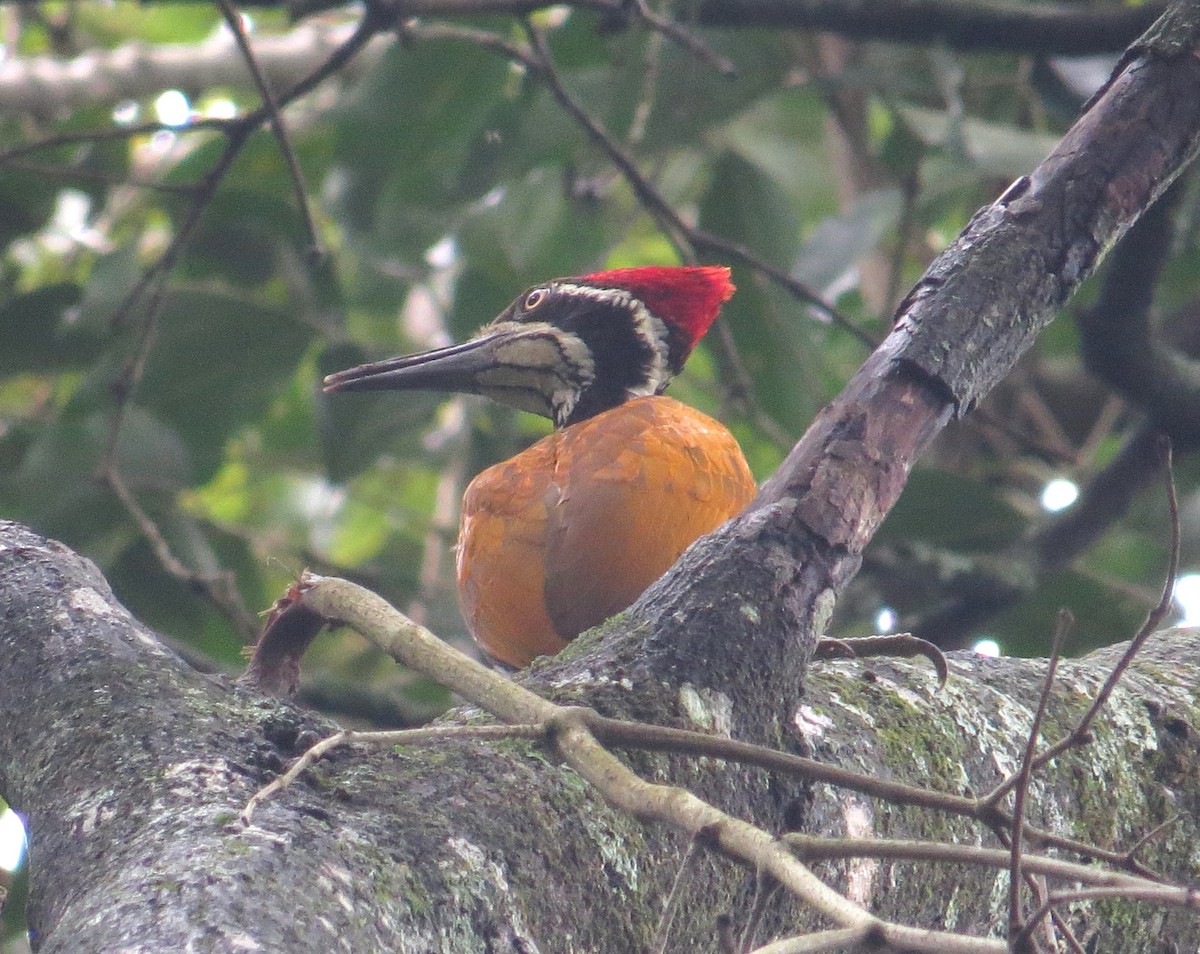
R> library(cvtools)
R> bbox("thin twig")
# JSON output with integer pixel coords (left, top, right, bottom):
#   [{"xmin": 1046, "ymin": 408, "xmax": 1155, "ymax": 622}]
[
  {"xmin": 406, "ymin": 15, "xmax": 872, "ymax": 454},
  {"xmin": 404, "ymin": 17, "xmax": 872, "ymax": 448},
  {"xmin": 288, "ymin": 575, "xmax": 1011, "ymax": 953},
  {"xmin": 101, "ymin": 465, "xmax": 259, "ymax": 639},
  {"xmin": 0, "ymin": 117, "xmax": 234, "ymax": 162},
  {"xmin": 518, "ymin": 18, "xmax": 870, "ymax": 344},
  {"xmin": 1124, "ymin": 813, "xmax": 1183, "ymax": 867},
  {"xmin": 87, "ymin": 2, "xmax": 391, "ymax": 631},
  {"xmin": 107, "ymin": 1, "xmax": 383, "ymax": 334},
  {"xmin": 0, "ymin": 157, "xmax": 201, "ymax": 195},
  {"xmin": 652, "ymin": 830, "xmax": 710, "ymax": 954},
  {"xmin": 582, "ymin": 711, "xmax": 1151, "ymax": 874},
  {"xmin": 707, "ymin": 321, "xmax": 795, "ymax": 451},
  {"xmin": 739, "ymin": 868, "xmax": 781, "ymax": 953},
  {"xmin": 630, "ymin": 0, "xmax": 736, "ymax": 76},
  {"xmin": 213, "ymin": 0, "xmax": 323, "ymax": 262},
  {"xmin": 521, "ymin": 18, "xmax": 694, "ymax": 255},
  {"xmin": 1050, "ymin": 908, "xmax": 1087, "ymax": 954},
  {"xmin": 99, "ymin": 119, "xmax": 252, "ymax": 473},
  {"xmin": 1008, "ymin": 609, "xmax": 1072, "ymax": 947},
  {"xmin": 1012, "ymin": 884, "xmax": 1200, "ymax": 951},
  {"xmin": 692, "ymin": 227, "xmax": 876, "ymax": 345},
  {"xmin": 785, "ymin": 834, "xmax": 1163, "ymax": 891},
  {"xmin": 106, "ymin": 122, "xmax": 252, "ymax": 338},
  {"xmin": 627, "ymin": 10, "xmax": 665, "ymax": 146},
  {"xmin": 241, "ymin": 722, "xmax": 547, "ymax": 824},
  {"xmin": 503, "ymin": 687, "xmax": 1165, "ymax": 878},
  {"xmin": 983, "ymin": 437, "xmax": 1180, "ymax": 809}
]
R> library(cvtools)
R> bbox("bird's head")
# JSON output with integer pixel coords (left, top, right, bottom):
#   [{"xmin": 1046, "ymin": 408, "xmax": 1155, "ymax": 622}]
[{"xmin": 323, "ymin": 265, "xmax": 735, "ymax": 428}]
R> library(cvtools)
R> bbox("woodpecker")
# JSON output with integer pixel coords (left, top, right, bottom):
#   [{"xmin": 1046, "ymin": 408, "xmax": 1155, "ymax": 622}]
[{"xmin": 324, "ymin": 266, "xmax": 757, "ymax": 667}]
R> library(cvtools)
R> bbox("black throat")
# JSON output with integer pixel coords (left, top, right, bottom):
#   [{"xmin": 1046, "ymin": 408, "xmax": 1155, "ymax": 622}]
[{"xmin": 546, "ymin": 289, "xmax": 690, "ymax": 428}]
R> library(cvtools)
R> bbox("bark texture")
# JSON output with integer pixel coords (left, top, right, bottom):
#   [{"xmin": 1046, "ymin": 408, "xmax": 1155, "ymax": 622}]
[
  {"xmin": 3, "ymin": 521, "xmax": 1200, "ymax": 951},
  {"xmin": 547, "ymin": 1, "xmax": 1200, "ymax": 743}
]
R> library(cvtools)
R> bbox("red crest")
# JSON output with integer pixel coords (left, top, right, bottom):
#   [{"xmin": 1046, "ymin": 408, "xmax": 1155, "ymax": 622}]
[{"xmin": 580, "ymin": 266, "xmax": 735, "ymax": 348}]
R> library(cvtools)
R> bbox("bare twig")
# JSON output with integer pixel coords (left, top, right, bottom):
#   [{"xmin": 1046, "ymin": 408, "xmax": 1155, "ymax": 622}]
[
  {"xmin": 402, "ymin": 15, "xmax": 873, "ymax": 452},
  {"xmin": 521, "ymin": 18, "xmax": 695, "ymax": 254},
  {"xmin": 0, "ymin": 117, "xmax": 232, "ymax": 162},
  {"xmin": 1008, "ymin": 609, "xmax": 1071, "ymax": 948},
  {"xmin": 1012, "ymin": 884, "xmax": 1200, "ymax": 951},
  {"xmin": 518, "ymin": 20, "xmax": 869, "ymax": 342},
  {"xmin": 240, "ymin": 722, "xmax": 545, "ymax": 824},
  {"xmin": 983, "ymin": 437, "xmax": 1179, "ymax": 810},
  {"xmin": 0, "ymin": 157, "xmax": 201, "ymax": 195},
  {"xmin": 629, "ymin": 0, "xmax": 736, "ymax": 77},
  {"xmin": 100, "ymin": 465, "xmax": 259, "ymax": 639},
  {"xmin": 1124, "ymin": 813, "xmax": 1183, "ymax": 867},
  {"xmin": 99, "ymin": 120, "xmax": 250, "ymax": 467},
  {"xmin": 652, "ymin": 830, "xmax": 711, "ymax": 954},
  {"xmin": 80, "ymin": 3, "xmax": 391, "ymax": 632},
  {"xmin": 581, "ymin": 711, "xmax": 1156, "ymax": 874},
  {"xmin": 213, "ymin": 0, "xmax": 323, "ymax": 261},
  {"xmin": 691, "ymin": 228, "xmax": 875, "ymax": 346},
  {"xmin": 272, "ymin": 574, "xmax": 1013, "ymax": 952},
  {"xmin": 785, "ymin": 834, "xmax": 1161, "ymax": 891},
  {"xmin": 739, "ymin": 868, "xmax": 781, "ymax": 953}
]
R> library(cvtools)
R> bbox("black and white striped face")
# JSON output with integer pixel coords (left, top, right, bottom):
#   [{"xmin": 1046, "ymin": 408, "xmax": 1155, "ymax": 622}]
[
  {"xmin": 322, "ymin": 278, "xmax": 694, "ymax": 429},
  {"xmin": 484, "ymin": 280, "xmax": 691, "ymax": 426}
]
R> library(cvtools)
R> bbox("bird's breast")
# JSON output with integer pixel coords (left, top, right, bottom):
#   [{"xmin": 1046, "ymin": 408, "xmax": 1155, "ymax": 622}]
[{"xmin": 456, "ymin": 395, "xmax": 757, "ymax": 667}]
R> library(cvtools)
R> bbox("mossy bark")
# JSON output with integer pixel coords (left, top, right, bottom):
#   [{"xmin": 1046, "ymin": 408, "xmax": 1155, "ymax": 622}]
[{"xmin": 3, "ymin": 521, "xmax": 1199, "ymax": 952}]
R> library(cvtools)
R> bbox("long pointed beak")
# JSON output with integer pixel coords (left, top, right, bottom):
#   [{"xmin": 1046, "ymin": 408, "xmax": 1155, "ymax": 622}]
[{"xmin": 322, "ymin": 335, "xmax": 508, "ymax": 396}]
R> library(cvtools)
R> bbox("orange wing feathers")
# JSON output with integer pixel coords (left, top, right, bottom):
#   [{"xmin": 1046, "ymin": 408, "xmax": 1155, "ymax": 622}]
[
  {"xmin": 455, "ymin": 440, "xmax": 567, "ymax": 666},
  {"xmin": 456, "ymin": 396, "xmax": 756, "ymax": 667}
]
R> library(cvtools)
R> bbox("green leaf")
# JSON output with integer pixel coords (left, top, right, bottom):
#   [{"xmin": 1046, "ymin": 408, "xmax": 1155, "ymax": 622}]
[
  {"xmin": 5, "ymin": 414, "xmax": 118, "ymax": 539},
  {"xmin": 457, "ymin": 166, "xmax": 622, "ymax": 285},
  {"xmin": 106, "ymin": 520, "xmax": 256, "ymax": 667},
  {"xmin": 876, "ymin": 468, "xmax": 1026, "ymax": 550},
  {"xmin": 316, "ymin": 342, "xmax": 443, "ymax": 483},
  {"xmin": 711, "ymin": 89, "xmax": 832, "ymax": 210},
  {"xmin": 75, "ymin": 243, "xmax": 144, "ymax": 325},
  {"xmin": 0, "ymin": 169, "xmax": 59, "ymax": 247},
  {"xmin": 0, "ymin": 284, "xmax": 93, "ymax": 374},
  {"xmin": 699, "ymin": 151, "xmax": 800, "ymax": 269},
  {"xmin": 333, "ymin": 39, "xmax": 513, "ymax": 258},
  {"xmin": 134, "ymin": 289, "xmax": 315, "ymax": 480},
  {"xmin": 793, "ymin": 189, "xmax": 903, "ymax": 295},
  {"xmin": 182, "ymin": 188, "xmax": 305, "ymax": 287},
  {"xmin": 899, "ymin": 106, "xmax": 1060, "ymax": 179},
  {"xmin": 76, "ymin": 2, "xmax": 223, "ymax": 45},
  {"xmin": 698, "ymin": 151, "xmax": 839, "ymax": 433},
  {"xmin": 992, "ymin": 569, "xmax": 1149, "ymax": 658}
]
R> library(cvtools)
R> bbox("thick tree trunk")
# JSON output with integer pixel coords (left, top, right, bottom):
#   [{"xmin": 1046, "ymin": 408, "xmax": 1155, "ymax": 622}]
[
  {"xmin": 3, "ymin": 521, "xmax": 1199, "ymax": 951},
  {"xmin": 6, "ymin": 6, "xmax": 1200, "ymax": 952}
]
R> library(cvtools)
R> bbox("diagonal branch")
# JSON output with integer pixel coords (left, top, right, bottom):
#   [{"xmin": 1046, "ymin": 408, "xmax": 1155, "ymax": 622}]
[
  {"xmin": 213, "ymin": 0, "xmax": 323, "ymax": 260},
  {"xmin": 284, "ymin": 573, "xmax": 1011, "ymax": 953}
]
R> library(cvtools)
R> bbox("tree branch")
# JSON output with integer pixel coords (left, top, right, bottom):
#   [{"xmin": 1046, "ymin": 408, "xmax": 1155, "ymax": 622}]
[
  {"xmin": 0, "ymin": 20, "xmax": 388, "ymax": 116},
  {"xmin": 4, "ymin": 521, "xmax": 1200, "ymax": 950}
]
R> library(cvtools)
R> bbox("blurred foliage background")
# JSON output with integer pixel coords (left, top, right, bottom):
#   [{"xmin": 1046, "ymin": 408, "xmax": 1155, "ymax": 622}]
[
  {"xmin": 1, "ymin": 6, "xmax": 1197, "ymax": 930},
  {"xmin": 2, "ymin": 2, "xmax": 1192, "ymax": 701}
]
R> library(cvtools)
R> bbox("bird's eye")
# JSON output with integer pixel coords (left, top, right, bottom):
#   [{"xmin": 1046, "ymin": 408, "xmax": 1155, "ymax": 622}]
[{"xmin": 522, "ymin": 289, "xmax": 546, "ymax": 312}]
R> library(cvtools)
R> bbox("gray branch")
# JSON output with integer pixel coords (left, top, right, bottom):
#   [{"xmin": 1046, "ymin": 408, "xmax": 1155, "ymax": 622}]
[
  {"xmin": 2, "ymin": 521, "xmax": 1199, "ymax": 951},
  {"xmin": 0, "ymin": 0, "xmax": 1168, "ymax": 119},
  {"xmin": 0, "ymin": 21, "xmax": 386, "ymax": 117}
]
